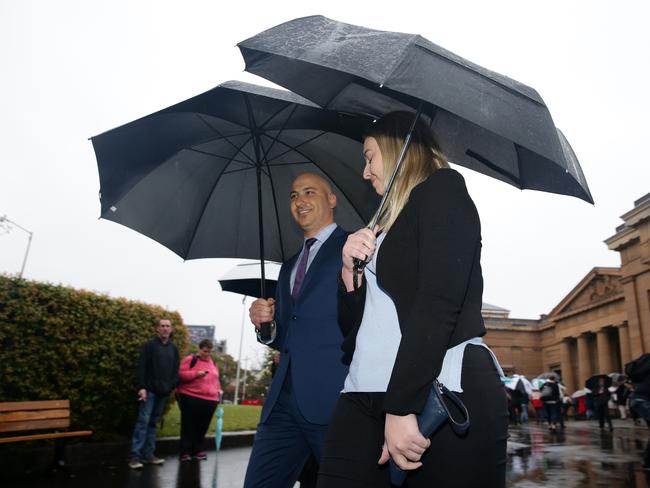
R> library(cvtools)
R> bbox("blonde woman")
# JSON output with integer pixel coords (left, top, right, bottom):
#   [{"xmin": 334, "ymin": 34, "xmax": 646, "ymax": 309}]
[{"xmin": 317, "ymin": 112, "xmax": 508, "ymax": 487}]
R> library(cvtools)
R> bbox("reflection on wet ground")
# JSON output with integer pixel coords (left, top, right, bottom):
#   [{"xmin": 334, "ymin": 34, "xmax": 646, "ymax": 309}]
[
  {"xmin": 2, "ymin": 447, "xmax": 252, "ymax": 488},
  {"xmin": 4, "ymin": 419, "xmax": 650, "ymax": 487},
  {"xmin": 508, "ymin": 419, "xmax": 650, "ymax": 487}
]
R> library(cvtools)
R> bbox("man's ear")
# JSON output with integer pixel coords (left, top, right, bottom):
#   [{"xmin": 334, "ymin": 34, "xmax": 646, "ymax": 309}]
[{"xmin": 329, "ymin": 193, "xmax": 337, "ymax": 209}]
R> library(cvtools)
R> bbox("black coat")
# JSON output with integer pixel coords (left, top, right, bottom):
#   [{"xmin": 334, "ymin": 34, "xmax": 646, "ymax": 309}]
[
  {"xmin": 339, "ymin": 169, "xmax": 486, "ymax": 415},
  {"xmin": 135, "ymin": 336, "xmax": 180, "ymax": 395}
]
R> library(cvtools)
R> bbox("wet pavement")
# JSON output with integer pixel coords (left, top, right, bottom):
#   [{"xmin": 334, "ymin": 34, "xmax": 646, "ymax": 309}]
[
  {"xmin": 4, "ymin": 419, "xmax": 650, "ymax": 487},
  {"xmin": 508, "ymin": 419, "xmax": 650, "ymax": 487}
]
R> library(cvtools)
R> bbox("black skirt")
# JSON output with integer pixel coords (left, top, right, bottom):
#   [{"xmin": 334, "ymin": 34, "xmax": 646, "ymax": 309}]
[{"xmin": 317, "ymin": 344, "xmax": 508, "ymax": 488}]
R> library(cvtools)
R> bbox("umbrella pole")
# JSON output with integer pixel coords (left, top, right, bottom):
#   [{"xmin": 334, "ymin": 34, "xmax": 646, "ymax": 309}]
[
  {"xmin": 256, "ymin": 162, "xmax": 267, "ymax": 298},
  {"xmin": 352, "ymin": 104, "xmax": 423, "ymax": 280},
  {"xmin": 247, "ymin": 93, "xmax": 274, "ymax": 339}
]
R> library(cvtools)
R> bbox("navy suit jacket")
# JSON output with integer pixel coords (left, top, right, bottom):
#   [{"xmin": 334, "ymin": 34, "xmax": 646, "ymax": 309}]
[{"xmin": 260, "ymin": 225, "xmax": 349, "ymax": 425}]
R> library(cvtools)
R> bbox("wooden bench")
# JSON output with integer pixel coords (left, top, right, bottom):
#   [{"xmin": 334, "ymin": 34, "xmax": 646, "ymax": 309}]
[{"xmin": 0, "ymin": 400, "xmax": 93, "ymax": 469}]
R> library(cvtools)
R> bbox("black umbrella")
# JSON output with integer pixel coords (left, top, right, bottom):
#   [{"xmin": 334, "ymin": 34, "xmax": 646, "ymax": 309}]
[
  {"xmin": 585, "ymin": 374, "xmax": 613, "ymax": 391},
  {"xmin": 91, "ymin": 80, "xmax": 379, "ymax": 297},
  {"xmin": 238, "ymin": 15, "xmax": 593, "ymax": 204},
  {"xmin": 218, "ymin": 261, "xmax": 280, "ymax": 299}
]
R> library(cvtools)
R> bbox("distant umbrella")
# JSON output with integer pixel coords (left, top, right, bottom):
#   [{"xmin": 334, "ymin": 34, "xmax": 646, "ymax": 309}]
[
  {"xmin": 219, "ymin": 261, "xmax": 281, "ymax": 299},
  {"xmin": 585, "ymin": 373, "xmax": 613, "ymax": 391},
  {"xmin": 504, "ymin": 375, "xmax": 533, "ymax": 396},
  {"xmin": 608, "ymin": 372, "xmax": 626, "ymax": 383},
  {"xmin": 535, "ymin": 372, "xmax": 560, "ymax": 382},
  {"xmin": 571, "ymin": 388, "xmax": 589, "ymax": 399}
]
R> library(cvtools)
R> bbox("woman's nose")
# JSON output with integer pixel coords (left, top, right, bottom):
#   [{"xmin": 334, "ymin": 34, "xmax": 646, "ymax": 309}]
[{"xmin": 362, "ymin": 163, "xmax": 370, "ymax": 179}]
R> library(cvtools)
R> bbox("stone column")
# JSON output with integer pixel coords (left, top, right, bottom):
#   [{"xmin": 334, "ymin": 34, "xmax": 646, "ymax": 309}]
[
  {"xmin": 560, "ymin": 338, "xmax": 576, "ymax": 393},
  {"xmin": 618, "ymin": 324, "xmax": 631, "ymax": 370},
  {"xmin": 596, "ymin": 328, "xmax": 613, "ymax": 373},
  {"xmin": 577, "ymin": 333, "xmax": 592, "ymax": 389}
]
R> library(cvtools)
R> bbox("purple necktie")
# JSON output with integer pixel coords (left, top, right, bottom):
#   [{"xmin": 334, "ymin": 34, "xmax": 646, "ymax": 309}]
[{"xmin": 292, "ymin": 238, "xmax": 317, "ymax": 301}]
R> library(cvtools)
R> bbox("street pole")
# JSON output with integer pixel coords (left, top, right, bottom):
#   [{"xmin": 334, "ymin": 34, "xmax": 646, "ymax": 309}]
[
  {"xmin": 234, "ymin": 295, "xmax": 247, "ymax": 405},
  {"xmin": 241, "ymin": 358, "xmax": 249, "ymax": 403},
  {"xmin": 0, "ymin": 216, "xmax": 33, "ymax": 279}
]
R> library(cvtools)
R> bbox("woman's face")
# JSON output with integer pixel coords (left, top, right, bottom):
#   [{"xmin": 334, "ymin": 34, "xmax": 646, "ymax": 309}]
[
  {"xmin": 363, "ymin": 136, "xmax": 385, "ymax": 195},
  {"xmin": 199, "ymin": 347, "xmax": 212, "ymax": 361}
]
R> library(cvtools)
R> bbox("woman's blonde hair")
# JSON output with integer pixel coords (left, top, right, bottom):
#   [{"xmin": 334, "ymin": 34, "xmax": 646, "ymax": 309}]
[{"xmin": 365, "ymin": 112, "xmax": 448, "ymax": 231}]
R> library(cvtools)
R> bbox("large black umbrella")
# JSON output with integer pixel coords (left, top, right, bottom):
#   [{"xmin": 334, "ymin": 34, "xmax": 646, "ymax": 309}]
[
  {"xmin": 585, "ymin": 373, "xmax": 613, "ymax": 391},
  {"xmin": 238, "ymin": 15, "xmax": 593, "ymax": 204},
  {"xmin": 91, "ymin": 80, "xmax": 378, "ymax": 296}
]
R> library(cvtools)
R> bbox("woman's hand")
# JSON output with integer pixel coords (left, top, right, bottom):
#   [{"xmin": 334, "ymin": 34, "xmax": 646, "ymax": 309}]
[
  {"xmin": 341, "ymin": 226, "xmax": 379, "ymax": 290},
  {"xmin": 378, "ymin": 413, "xmax": 431, "ymax": 470}
]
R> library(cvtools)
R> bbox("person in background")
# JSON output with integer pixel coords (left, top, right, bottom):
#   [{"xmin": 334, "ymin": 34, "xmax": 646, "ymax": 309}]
[
  {"xmin": 615, "ymin": 382, "xmax": 629, "ymax": 419},
  {"xmin": 561, "ymin": 394, "xmax": 573, "ymax": 423},
  {"xmin": 541, "ymin": 378, "xmax": 561, "ymax": 431},
  {"xmin": 593, "ymin": 376, "xmax": 613, "ymax": 431},
  {"xmin": 531, "ymin": 390, "xmax": 546, "ymax": 424},
  {"xmin": 520, "ymin": 390, "xmax": 530, "ymax": 424},
  {"xmin": 176, "ymin": 339, "xmax": 222, "ymax": 462},
  {"xmin": 128, "ymin": 317, "xmax": 180, "ymax": 469}
]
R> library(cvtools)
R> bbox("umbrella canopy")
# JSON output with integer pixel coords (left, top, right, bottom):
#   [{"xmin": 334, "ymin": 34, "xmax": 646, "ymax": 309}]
[
  {"xmin": 218, "ymin": 261, "xmax": 281, "ymax": 299},
  {"xmin": 585, "ymin": 373, "xmax": 613, "ymax": 391},
  {"xmin": 608, "ymin": 372, "xmax": 627, "ymax": 383},
  {"xmin": 239, "ymin": 15, "xmax": 593, "ymax": 203},
  {"xmin": 91, "ymin": 80, "xmax": 379, "ymax": 267},
  {"xmin": 571, "ymin": 388, "xmax": 589, "ymax": 399},
  {"xmin": 504, "ymin": 375, "xmax": 533, "ymax": 396},
  {"xmin": 535, "ymin": 372, "xmax": 560, "ymax": 382}
]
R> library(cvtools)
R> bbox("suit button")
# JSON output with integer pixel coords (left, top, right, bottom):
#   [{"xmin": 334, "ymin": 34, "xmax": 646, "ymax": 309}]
[
  {"xmin": 291, "ymin": 315, "xmax": 297, "ymax": 320},
  {"xmin": 284, "ymin": 349, "xmax": 289, "ymax": 353}
]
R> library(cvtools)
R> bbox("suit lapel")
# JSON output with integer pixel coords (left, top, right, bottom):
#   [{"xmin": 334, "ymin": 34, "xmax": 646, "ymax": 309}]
[{"xmin": 281, "ymin": 254, "xmax": 298, "ymax": 305}]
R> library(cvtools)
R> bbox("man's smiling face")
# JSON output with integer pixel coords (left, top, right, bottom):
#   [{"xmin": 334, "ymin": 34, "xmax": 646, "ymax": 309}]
[{"xmin": 289, "ymin": 173, "xmax": 336, "ymax": 237}]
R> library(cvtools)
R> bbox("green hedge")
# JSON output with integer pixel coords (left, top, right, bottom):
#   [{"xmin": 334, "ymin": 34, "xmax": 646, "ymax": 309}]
[{"xmin": 0, "ymin": 275, "xmax": 189, "ymax": 441}]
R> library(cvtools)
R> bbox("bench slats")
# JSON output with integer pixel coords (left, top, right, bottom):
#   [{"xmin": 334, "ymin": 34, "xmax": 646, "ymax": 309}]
[
  {"xmin": 0, "ymin": 400, "xmax": 69, "ymax": 412},
  {"xmin": 0, "ymin": 418, "xmax": 70, "ymax": 433},
  {"xmin": 0, "ymin": 430, "xmax": 93, "ymax": 444},
  {"xmin": 0, "ymin": 409, "xmax": 70, "ymax": 423}
]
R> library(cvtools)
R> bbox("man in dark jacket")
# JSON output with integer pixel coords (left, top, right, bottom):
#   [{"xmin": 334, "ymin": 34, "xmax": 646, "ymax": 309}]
[
  {"xmin": 128, "ymin": 317, "xmax": 180, "ymax": 469},
  {"xmin": 628, "ymin": 354, "xmax": 650, "ymax": 469},
  {"xmin": 593, "ymin": 376, "xmax": 613, "ymax": 431},
  {"xmin": 245, "ymin": 173, "xmax": 349, "ymax": 488}
]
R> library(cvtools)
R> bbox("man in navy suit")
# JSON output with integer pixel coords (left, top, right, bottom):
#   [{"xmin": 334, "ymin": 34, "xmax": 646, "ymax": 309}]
[{"xmin": 244, "ymin": 172, "xmax": 349, "ymax": 488}]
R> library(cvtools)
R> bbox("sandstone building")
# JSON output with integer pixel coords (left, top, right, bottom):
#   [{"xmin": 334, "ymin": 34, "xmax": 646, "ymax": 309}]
[{"xmin": 483, "ymin": 193, "xmax": 650, "ymax": 393}]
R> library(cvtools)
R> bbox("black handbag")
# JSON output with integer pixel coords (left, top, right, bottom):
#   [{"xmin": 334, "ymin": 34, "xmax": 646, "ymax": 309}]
[{"xmin": 389, "ymin": 379, "xmax": 470, "ymax": 486}]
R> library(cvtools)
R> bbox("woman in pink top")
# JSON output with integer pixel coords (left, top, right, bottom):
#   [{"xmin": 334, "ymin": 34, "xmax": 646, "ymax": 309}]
[{"xmin": 176, "ymin": 339, "xmax": 222, "ymax": 461}]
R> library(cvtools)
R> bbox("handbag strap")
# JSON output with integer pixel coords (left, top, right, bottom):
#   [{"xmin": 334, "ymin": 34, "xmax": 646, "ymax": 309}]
[{"xmin": 434, "ymin": 380, "xmax": 470, "ymax": 436}]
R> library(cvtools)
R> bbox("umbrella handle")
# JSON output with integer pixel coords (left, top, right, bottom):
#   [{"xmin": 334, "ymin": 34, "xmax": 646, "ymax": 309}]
[{"xmin": 259, "ymin": 322, "xmax": 273, "ymax": 341}]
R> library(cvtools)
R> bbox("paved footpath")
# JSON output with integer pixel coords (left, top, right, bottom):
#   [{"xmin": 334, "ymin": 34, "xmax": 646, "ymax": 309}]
[{"xmin": 4, "ymin": 419, "xmax": 650, "ymax": 487}]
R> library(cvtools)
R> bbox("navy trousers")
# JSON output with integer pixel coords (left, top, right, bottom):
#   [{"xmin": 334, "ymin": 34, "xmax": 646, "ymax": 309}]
[{"xmin": 244, "ymin": 371, "xmax": 330, "ymax": 488}]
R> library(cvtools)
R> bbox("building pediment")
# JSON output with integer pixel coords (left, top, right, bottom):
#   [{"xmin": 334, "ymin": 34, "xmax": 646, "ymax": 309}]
[{"xmin": 549, "ymin": 267, "xmax": 623, "ymax": 318}]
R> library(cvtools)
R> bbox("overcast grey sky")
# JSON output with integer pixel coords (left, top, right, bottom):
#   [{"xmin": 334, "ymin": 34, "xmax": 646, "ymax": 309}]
[{"xmin": 1, "ymin": 0, "xmax": 648, "ymax": 367}]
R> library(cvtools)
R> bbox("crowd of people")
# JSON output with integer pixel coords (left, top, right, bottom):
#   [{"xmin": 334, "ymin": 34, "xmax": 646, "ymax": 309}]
[
  {"xmin": 127, "ymin": 318, "xmax": 222, "ymax": 470},
  {"xmin": 506, "ymin": 374, "xmax": 641, "ymax": 432}
]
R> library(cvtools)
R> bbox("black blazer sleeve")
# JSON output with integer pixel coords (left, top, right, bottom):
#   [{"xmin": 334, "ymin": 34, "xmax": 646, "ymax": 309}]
[
  {"xmin": 384, "ymin": 170, "xmax": 481, "ymax": 415},
  {"xmin": 337, "ymin": 274, "xmax": 366, "ymax": 357}
]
